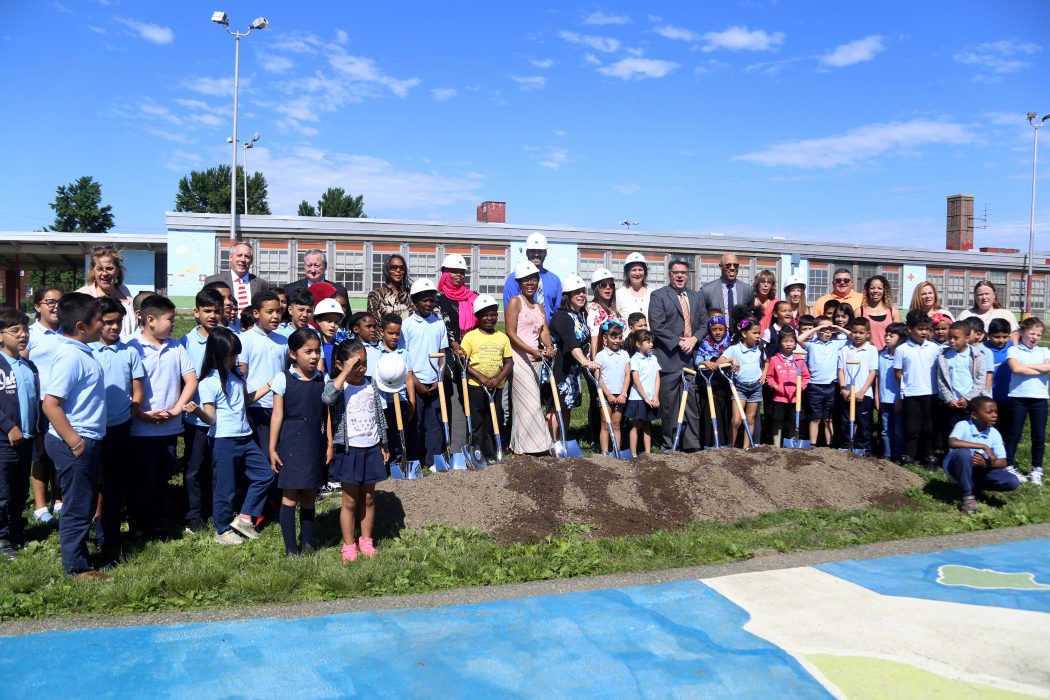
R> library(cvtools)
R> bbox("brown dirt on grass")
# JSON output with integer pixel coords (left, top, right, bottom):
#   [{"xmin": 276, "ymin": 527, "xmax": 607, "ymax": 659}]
[{"xmin": 380, "ymin": 446, "xmax": 924, "ymax": 543}]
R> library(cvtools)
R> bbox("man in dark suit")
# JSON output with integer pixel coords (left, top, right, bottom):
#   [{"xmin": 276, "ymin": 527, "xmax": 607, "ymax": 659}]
[
  {"xmin": 203, "ymin": 241, "xmax": 270, "ymax": 313},
  {"xmin": 648, "ymin": 257, "xmax": 708, "ymax": 451},
  {"xmin": 700, "ymin": 253, "xmax": 752, "ymax": 323},
  {"xmin": 283, "ymin": 248, "xmax": 349, "ymax": 301}
]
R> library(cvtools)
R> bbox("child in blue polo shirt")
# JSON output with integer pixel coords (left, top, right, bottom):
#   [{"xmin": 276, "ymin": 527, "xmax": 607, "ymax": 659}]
[
  {"xmin": 893, "ymin": 310, "xmax": 942, "ymax": 467},
  {"xmin": 837, "ymin": 318, "xmax": 878, "ymax": 454},
  {"xmin": 1005, "ymin": 316, "xmax": 1050, "ymax": 485},
  {"xmin": 0, "ymin": 307, "xmax": 43, "ymax": 559},
  {"xmin": 90, "ymin": 297, "xmax": 144, "ymax": 559},
  {"xmin": 41, "ymin": 293, "xmax": 108, "ymax": 578},
  {"xmin": 798, "ymin": 317, "xmax": 848, "ymax": 446},
  {"xmin": 877, "ymin": 322, "xmax": 906, "ymax": 460},
  {"xmin": 238, "ymin": 290, "xmax": 289, "ymax": 456},
  {"xmin": 936, "ymin": 320, "xmax": 987, "ymax": 442},
  {"xmin": 717, "ymin": 316, "xmax": 765, "ymax": 448},
  {"xmin": 400, "ymin": 280, "xmax": 448, "ymax": 467},
  {"xmin": 27, "ymin": 286, "xmax": 63, "ymax": 525},
  {"xmin": 944, "ymin": 397, "xmax": 1019, "ymax": 514}
]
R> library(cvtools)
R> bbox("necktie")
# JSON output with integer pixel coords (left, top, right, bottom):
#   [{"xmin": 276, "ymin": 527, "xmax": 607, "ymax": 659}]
[
  {"xmin": 535, "ymin": 272, "xmax": 545, "ymax": 313},
  {"xmin": 236, "ymin": 277, "xmax": 250, "ymax": 312},
  {"xmin": 679, "ymin": 292, "xmax": 692, "ymax": 337},
  {"xmin": 726, "ymin": 281, "xmax": 735, "ymax": 312}
]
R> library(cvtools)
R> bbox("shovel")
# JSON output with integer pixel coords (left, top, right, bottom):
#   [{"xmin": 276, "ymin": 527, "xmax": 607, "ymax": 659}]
[
  {"xmin": 429, "ymin": 353, "xmax": 454, "ymax": 472},
  {"xmin": 720, "ymin": 364, "xmax": 756, "ymax": 449},
  {"xmin": 784, "ymin": 350, "xmax": 811, "ymax": 449},
  {"xmin": 589, "ymin": 369, "xmax": 632, "ymax": 459},
  {"xmin": 482, "ymin": 385, "xmax": 504, "ymax": 462},
  {"xmin": 458, "ymin": 364, "xmax": 486, "ymax": 469},
  {"xmin": 697, "ymin": 366, "xmax": 724, "ymax": 449},
  {"xmin": 672, "ymin": 368, "xmax": 696, "ymax": 452},
  {"xmin": 389, "ymin": 392, "xmax": 423, "ymax": 480},
  {"xmin": 843, "ymin": 359, "xmax": 866, "ymax": 456},
  {"xmin": 543, "ymin": 358, "xmax": 583, "ymax": 458}
]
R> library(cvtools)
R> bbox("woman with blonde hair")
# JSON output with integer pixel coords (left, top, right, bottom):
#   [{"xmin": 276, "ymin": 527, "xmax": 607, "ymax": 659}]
[
  {"xmin": 908, "ymin": 280, "xmax": 954, "ymax": 322},
  {"xmin": 75, "ymin": 244, "xmax": 138, "ymax": 339}
]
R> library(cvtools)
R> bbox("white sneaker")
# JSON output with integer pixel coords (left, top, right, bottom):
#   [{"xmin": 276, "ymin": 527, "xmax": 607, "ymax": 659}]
[
  {"xmin": 230, "ymin": 517, "xmax": 260, "ymax": 540},
  {"xmin": 1030, "ymin": 468, "xmax": 1043, "ymax": 486},
  {"xmin": 214, "ymin": 530, "xmax": 243, "ymax": 545},
  {"xmin": 1006, "ymin": 466, "xmax": 1028, "ymax": 483}
]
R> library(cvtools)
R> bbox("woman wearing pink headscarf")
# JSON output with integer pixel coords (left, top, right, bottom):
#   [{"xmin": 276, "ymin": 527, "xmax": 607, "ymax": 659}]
[{"xmin": 434, "ymin": 253, "xmax": 478, "ymax": 452}]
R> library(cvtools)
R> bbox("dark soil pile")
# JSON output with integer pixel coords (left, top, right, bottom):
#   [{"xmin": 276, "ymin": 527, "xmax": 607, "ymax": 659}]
[{"xmin": 380, "ymin": 447, "xmax": 924, "ymax": 543}]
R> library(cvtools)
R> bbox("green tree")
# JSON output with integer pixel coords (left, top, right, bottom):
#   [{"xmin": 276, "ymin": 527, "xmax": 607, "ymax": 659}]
[
  {"xmin": 297, "ymin": 187, "xmax": 366, "ymax": 218},
  {"xmin": 47, "ymin": 176, "xmax": 115, "ymax": 232},
  {"xmin": 175, "ymin": 164, "xmax": 271, "ymax": 215}
]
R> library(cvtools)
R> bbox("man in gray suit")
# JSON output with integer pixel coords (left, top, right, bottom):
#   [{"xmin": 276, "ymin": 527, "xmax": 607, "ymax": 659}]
[
  {"xmin": 647, "ymin": 257, "xmax": 708, "ymax": 451},
  {"xmin": 700, "ymin": 253, "xmax": 752, "ymax": 323},
  {"xmin": 203, "ymin": 241, "xmax": 270, "ymax": 313},
  {"xmin": 284, "ymin": 248, "xmax": 348, "ymax": 301}
]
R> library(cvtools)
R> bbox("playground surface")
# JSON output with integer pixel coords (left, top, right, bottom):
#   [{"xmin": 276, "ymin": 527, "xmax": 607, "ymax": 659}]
[{"xmin": 2, "ymin": 528, "xmax": 1048, "ymax": 699}]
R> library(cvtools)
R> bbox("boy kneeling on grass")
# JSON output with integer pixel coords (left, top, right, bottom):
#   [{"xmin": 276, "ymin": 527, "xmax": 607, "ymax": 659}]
[{"xmin": 943, "ymin": 396, "xmax": 1020, "ymax": 515}]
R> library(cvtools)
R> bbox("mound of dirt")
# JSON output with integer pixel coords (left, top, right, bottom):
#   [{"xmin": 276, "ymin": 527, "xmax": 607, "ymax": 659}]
[{"xmin": 380, "ymin": 447, "xmax": 924, "ymax": 543}]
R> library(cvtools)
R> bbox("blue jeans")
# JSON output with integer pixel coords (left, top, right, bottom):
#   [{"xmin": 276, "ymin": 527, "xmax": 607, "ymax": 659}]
[
  {"xmin": 210, "ymin": 435, "xmax": 275, "ymax": 534},
  {"xmin": 1005, "ymin": 397, "xmax": 1048, "ymax": 469},
  {"xmin": 879, "ymin": 405, "xmax": 903, "ymax": 460},
  {"xmin": 943, "ymin": 448, "xmax": 1020, "ymax": 497},
  {"xmin": 45, "ymin": 434, "xmax": 101, "ymax": 574}
]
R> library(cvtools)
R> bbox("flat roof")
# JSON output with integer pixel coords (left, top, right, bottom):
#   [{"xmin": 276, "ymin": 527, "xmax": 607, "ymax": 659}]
[{"xmin": 0, "ymin": 231, "xmax": 167, "ymax": 269}]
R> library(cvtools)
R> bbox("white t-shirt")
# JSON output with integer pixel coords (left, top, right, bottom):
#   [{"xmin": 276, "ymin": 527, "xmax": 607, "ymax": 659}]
[
  {"xmin": 338, "ymin": 379, "xmax": 380, "ymax": 448},
  {"xmin": 616, "ymin": 286, "xmax": 654, "ymax": 322}
]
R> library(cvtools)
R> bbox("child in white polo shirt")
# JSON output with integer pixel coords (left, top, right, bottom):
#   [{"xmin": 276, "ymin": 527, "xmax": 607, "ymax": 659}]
[
  {"xmin": 893, "ymin": 310, "xmax": 942, "ymax": 467},
  {"xmin": 1005, "ymin": 316, "xmax": 1050, "ymax": 485}
]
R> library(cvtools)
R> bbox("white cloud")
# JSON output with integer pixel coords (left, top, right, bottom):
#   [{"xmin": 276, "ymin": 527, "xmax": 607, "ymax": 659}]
[
  {"xmin": 511, "ymin": 75, "xmax": 546, "ymax": 90},
  {"xmin": 613, "ymin": 184, "xmax": 641, "ymax": 195},
  {"xmin": 525, "ymin": 145, "xmax": 570, "ymax": 170},
  {"xmin": 183, "ymin": 76, "xmax": 247, "ymax": 97},
  {"xmin": 328, "ymin": 51, "xmax": 420, "ymax": 97},
  {"xmin": 653, "ymin": 24, "xmax": 699, "ymax": 42},
  {"xmin": 954, "ymin": 39, "xmax": 1042, "ymax": 74},
  {"xmin": 734, "ymin": 119, "xmax": 973, "ymax": 169},
  {"xmin": 584, "ymin": 53, "xmax": 602, "ymax": 66},
  {"xmin": 553, "ymin": 129, "xmax": 568, "ymax": 136},
  {"xmin": 531, "ymin": 58, "xmax": 555, "ymax": 68},
  {"xmin": 557, "ymin": 30, "xmax": 621, "ymax": 53},
  {"xmin": 88, "ymin": 25, "xmax": 106, "ymax": 34},
  {"xmin": 271, "ymin": 34, "xmax": 323, "ymax": 54},
  {"xmin": 114, "ymin": 18, "xmax": 174, "ymax": 45},
  {"xmin": 584, "ymin": 11, "xmax": 630, "ymax": 26},
  {"xmin": 821, "ymin": 35, "xmax": 885, "ymax": 67},
  {"xmin": 335, "ymin": 29, "xmax": 349, "ymax": 45},
  {"xmin": 597, "ymin": 57, "xmax": 678, "ymax": 80},
  {"xmin": 701, "ymin": 26, "xmax": 784, "ymax": 53},
  {"xmin": 430, "ymin": 88, "xmax": 458, "ymax": 102},
  {"xmin": 259, "ymin": 53, "xmax": 294, "ymax": 74}
]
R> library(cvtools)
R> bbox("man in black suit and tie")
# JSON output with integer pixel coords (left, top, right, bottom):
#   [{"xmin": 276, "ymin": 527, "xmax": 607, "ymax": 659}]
[
  {"xmin": 283, "ymin": 248, "xmax": 349, "ymax": 302},
  {"xmin": 203, "ymin": 241, "xmax": 270, "ymax": 313},
  {"xmin": 700, "ymin": 253, "xmax": 752, "ymax": 324},
  {"xmin": 647, "ymin": 257, "xmax": 708, "ymax": 450}
]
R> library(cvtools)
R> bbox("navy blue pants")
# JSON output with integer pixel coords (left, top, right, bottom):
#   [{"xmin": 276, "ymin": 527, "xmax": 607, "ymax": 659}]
[
  {"xmin": 0, "ymin": 439, "xmax": 33, "ymax": 545},
  {"xmin": 412, "ymin": 389, "xmax": 445, "ymax": 467},
  {"xmin": 96, "ymin": 420, "xmax": 131, "ymax": 553},
  {"xmin": 1005, "ymin": 397, "xmax": 1048, "ymax": 469},
  {"xmin": 383, "ymin": 398, "xmax": 415, "ymax": 467},
  {"xmin": 45, "ymin": 433, "xmax": 101, "ymax": 575},
  {"xmin": 839, "ymin": 396, "xmax": 874, "ymax": 453},
  {"xmin": 943, "ymin": 448, "xmax": 1020, "ymax": 497},
  {"xmin": 467, "ymin": 385, "xmax": 505, "ymax": 461},
  {"xmin": 211, "ymin": 435, "xmax": 275, "ymax": 535},
  {"xmin": 130, "ymin": 434, "xmax": 176, "ymax": 535},
  {"xmin": 902, "ymin": 395, "xmax": 935, "ymax": 461},
  {"xmin": 182, "ymin": 424, "xmax": 213, "ymax": 522}
]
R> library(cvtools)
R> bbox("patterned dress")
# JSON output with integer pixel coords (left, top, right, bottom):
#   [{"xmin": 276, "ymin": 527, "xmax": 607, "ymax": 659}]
[{"xmin": 509, "ymin": 295, "xmax": 553, "ymax": 455}]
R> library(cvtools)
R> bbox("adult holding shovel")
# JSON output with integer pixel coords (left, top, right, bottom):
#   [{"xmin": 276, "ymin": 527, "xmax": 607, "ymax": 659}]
[
  {"xmin": 505, "ymin": 261, "xmax": 554, "ymax": 456},
  {"xmin": 547, "ymin": 274, "xmax": 598, "ymax": 456}
]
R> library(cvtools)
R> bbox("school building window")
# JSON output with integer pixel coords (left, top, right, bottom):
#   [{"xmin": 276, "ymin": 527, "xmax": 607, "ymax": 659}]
[
  {"xmin": 1032, "ymin": 277, "xmax": 1047, "ymax": 312},
  {"xmin": 1010, "ymin": 277, "xmax": 1026, "ymax": 310},
  {"xmin": 647, "ymin": 256, "xmax": 666, "ymax": 287},
  {"xmin": 477, "ymin": 250, "xmax": 507, "ymax": 296},
  {"xmin": 408, "ymin": 249, "xmax": 438, "ymax": 281},
  {"xmin": 988, "ymin": 270, "xmax": 1007, "ymax": 289},
  {"xmin": 945, "ymin": 274, "xmax": 967, "ymax": 312},
  {"xmin": 217, "ymin": 245, "xmax": 230, "ymax": 273},
  {"xmin": 736, "ymin": 259, "xmax": 753, "ymax": 286},
  {"xmin": 332, "ymin": 249, "xmax": 365, "ymax": 293},
  {"xmin": 577, "ymin": 250, "xmax": 605, "ymax": 284},
  {"xmin": 880, "ymin": 270, "xmax": 902, "ymax": 306},
  {"xmin": 698, "ymin": 262, "xmax": 721, "ymax": 287},
  {"xmin": 256, "ymin": 247, "xmax": 292, "ymax": 285},
  {"xmin": 808, "ymin": 267, "xmax": 828, "ymax": 304}
]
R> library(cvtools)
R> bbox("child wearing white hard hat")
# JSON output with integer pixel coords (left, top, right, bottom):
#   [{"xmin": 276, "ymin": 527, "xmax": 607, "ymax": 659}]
[{"xmin": 460, "ymin": 294, "xmax": 513, "ymax": 459}]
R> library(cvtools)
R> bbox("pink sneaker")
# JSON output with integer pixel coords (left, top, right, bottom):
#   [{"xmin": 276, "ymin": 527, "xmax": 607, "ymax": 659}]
[
  {"xmin": 358, "ymin": 537, "xmax": 376, "ymax": 558},
  {"xmin": 341, "ymin": 542, "xmax": 358, "ymax": 563}
]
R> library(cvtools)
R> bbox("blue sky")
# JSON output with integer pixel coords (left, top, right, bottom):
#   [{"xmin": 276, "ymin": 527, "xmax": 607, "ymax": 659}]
[{"xmin": 1, "ymin": 1, "xmax": 1048, "ymax": 251}]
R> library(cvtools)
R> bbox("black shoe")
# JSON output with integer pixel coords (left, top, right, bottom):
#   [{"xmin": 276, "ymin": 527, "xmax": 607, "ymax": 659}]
[
  {"xmin": 183, "ymin": 518, "xmax": 208, "ymax": 535},
  {"xmin": 923, "ymin": 455, "xmax": 940, "ymax": 470},
  {"xmin": 0, "ymin": 542, "xmax": 17, "ymax": 561}
]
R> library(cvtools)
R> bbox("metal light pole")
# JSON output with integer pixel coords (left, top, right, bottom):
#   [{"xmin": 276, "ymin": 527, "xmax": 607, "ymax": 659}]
[
  {"xmin": 243, "ymin": 132, "xmax": 260, "ymax": 215},
  {"xmin": 1026, "ymin": 112, "xmax": 1050, "ymax": 315},
  {"xmin": 212, "ymin": 12, "xmax": 268, "ymax": 241}
]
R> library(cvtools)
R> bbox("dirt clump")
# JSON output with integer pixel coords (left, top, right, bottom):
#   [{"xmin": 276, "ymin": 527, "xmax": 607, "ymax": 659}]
[{"xmin": 380, "ymin": 446, "xmax": 924, "ymax": 543}]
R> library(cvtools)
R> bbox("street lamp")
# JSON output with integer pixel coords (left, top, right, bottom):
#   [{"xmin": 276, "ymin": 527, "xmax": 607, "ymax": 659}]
[
  {"xmin": 1026, "ymin": 112, "xmax": 1050, "ymax": 315},
  {"xmin": 243, "ymin": 132, "xmax": 260, "ymax": 215},
  {"xmin": 212, "ymin": 11, "xmax": 268, "ymax": 241}
]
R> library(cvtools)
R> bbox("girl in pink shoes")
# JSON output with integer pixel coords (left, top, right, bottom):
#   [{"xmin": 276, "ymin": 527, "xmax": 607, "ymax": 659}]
[{"xmin": 322, "ymin": 339, "xmax": 389, "ymax": 563}]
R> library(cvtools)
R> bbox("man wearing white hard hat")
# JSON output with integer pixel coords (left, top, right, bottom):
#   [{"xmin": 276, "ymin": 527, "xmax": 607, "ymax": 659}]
[
  {"xmin": 434, "ymin": 252, "xmax": 476, "ymax": 453},
  {"xmin": 400, "ymin": 278, "xmax": 449, "ymax": 466},
  {"xmin": 460, "ymin": 293, "xmax": 513, "ymax": 460},
  {"xmin": 503, "ymin": 232, "xmax": 563, "ymax": 322},
  {"xmin": 615, "ymin": 252, "xmax": 655, "ymax": 322}
]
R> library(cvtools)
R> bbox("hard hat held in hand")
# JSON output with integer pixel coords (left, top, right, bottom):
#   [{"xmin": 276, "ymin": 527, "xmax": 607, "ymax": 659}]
[{"xmin": 375, "ymin": 353, "xmax": 408, "ymax": 393}]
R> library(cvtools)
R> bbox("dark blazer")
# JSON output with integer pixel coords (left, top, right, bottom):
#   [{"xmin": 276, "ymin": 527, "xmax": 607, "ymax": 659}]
[
  {"xmin": 700, "ymin": 278, "xmax": 752, "ymax": 315},
  {"xmin": 647, "ymin": 285, "xmax": 707, "ymax": 373},
  {"xmin": 203, "ymin": 271, "xmax": 270, "ymax": 297},
  {"xmin": 284, "ymin": 277, "xmax": 348, "ymax": 301}
]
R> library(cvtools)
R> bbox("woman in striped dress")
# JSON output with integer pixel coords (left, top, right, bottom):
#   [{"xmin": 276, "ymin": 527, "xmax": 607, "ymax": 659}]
[{"xmin": 505, "ymin": 261, "xmax": 554, "ymax": 455}]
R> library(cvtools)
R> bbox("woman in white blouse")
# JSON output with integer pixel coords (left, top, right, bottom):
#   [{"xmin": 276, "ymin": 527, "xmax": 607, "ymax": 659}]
[
  {"xmin": 614, "ymin": 252, "xmax": 654, "ymax": 323},
  {"xmin": 75, "ymin": 245, "xmax": 139, "ymax": 340}
]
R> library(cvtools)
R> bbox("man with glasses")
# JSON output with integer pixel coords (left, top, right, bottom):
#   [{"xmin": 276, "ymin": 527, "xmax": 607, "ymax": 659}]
[
  {"xmin": 648, "ymin": 258, "xmax": 707, "ymax": 451},
  {"xmin": 814, "ymin": 268, "xmax": 864, "ymax": 317},
  {"xmin": 701, "ymin": 253, "xmax": 753, "ymax": 323}
]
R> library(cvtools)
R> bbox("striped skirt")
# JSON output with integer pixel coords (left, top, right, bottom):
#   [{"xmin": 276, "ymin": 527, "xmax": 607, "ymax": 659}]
[{"xmin": 509, "ymin": 355, "xmax": 553, "ymax": 455}]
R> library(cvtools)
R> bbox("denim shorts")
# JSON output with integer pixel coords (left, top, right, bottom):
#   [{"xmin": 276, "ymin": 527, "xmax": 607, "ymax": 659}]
[{"xmin": 735, "ymin": 379, "xmax": 764, "ymax": 403}]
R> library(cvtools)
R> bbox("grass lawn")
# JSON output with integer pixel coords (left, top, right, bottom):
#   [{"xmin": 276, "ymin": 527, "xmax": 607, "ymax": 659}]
[{"xmin": 1, "ymin": 315, "xmax": 1045, "ymax": 621}]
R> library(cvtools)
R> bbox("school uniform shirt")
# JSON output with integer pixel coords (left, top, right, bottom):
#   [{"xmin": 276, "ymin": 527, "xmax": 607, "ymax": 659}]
[
  {"xmin": 806, "ymin": 336, "xmax": 848, "ymax": 384},
  {"xmin": 760, "ymin": 323, "xmax": 787, "ymax": 360},
  {"xmin": 275, "ymin": 322, "xmax": 295, "ymax": 338},
  {"xmin": 27, "ymin": 321, "xmax": 62, "ymax": 395},
  {"xmin": 363, "ymin": 341, "xmax": 382, "ymax": 379},
  {"xmin": 986, "ymin": 341, "xmax": 1014, "ymax": 402},
  {"xmin": 378, "ymin": 346, "xmax": 410, "ymax": 404},
  {"xmin": 945, "ymin": 418, "xmax": 1005, "ymax": 467},
  {"xmin": 838, "ymin": 343, "xmax": 878, "ymax": 399},
  {"xmin": 461, "ymin": 329, "xmax": 513, "ymax": 388},
  {"xmin": 198, "ymin": 370, "xmax": 253, "ymax": 439},
  {"xmin": 46, "ymin": 337, "xmax": 107, "ymax": 441},
  {"xmin": 595, "ymin": 347, "xmax": 631, "ymax": 394},
  {"xmin": 127, "ymin": 334, "xmax": 194, "ymax": 437},
  {"xmin": 238, "ymin": 326, "xmax": 289, "ymax": 409},
  {"xmin": 1, "ymin": 352, "xmax": 40, "ymax": 438},
  {"xmin": 90, "ymin": 341, "xmax": 145, "ymax": 427},
  {"xmin": 979, "ymin": 344, "xmax": 995, "ymax": 379},
  {"xmin": 892, "ymin": 338, "xmax": 940, "ymax": 397},
  {"xmin": 180, "ymin": 326, "xmax": 210, "ymax": 428},
  {"xmin": 877, "ymin": 349, "xmax": 901, "ymax": 406},
  {"xmin": 1007, "ymin": 343, "xmax": 1050, "ymax": 399},
  {"xmin": 940, "ymin": 346, "xmax": 977, "ymax": 399},
  {"xmin": 629, "ymin": 353, "xmax": 660, "ymax": 401},
  {"xmin": 723, "ymin": 342, "xmax": 764, "ymax": 384},
  {"xmin": 271, "ymin": 367, "xmax": 324, "ymax": 395},
  {"xmin": 401, "ymin": 312, "xmax": 449, "ymax": 384}
]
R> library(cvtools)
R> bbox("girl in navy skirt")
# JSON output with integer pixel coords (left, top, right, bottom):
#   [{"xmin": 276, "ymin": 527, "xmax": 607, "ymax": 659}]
[
  {"xmin": 627, "ymin": 330, "xmax": 661, "ymax": 455},
  {"xmin": 322, "ymin": 340, "xmax": 389, "ymax": 563},
  {"xmin": 269, "ymin": 329, "xmax": 329, "ymax": 557}
]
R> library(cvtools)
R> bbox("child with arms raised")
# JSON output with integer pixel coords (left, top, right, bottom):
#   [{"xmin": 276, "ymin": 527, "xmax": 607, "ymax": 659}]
[{"xmin": 798, "ymin": 317, "xmax": 849, "ymax": 446}]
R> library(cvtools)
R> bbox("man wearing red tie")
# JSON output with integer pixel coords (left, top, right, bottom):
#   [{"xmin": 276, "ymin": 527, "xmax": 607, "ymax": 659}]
[{"xmin": 203, "ymin": 242, "xmax": 270, "ymax": 313}]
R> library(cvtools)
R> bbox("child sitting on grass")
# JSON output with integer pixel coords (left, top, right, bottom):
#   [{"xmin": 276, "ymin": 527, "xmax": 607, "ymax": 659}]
[{"xmin": 943, "ymin": 396, "xmax": 1019, "ymax": 515}]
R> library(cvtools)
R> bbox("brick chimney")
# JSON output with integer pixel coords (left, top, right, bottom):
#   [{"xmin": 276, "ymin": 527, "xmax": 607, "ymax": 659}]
[
  {"xmin": 476, "ymin": 201, "xmax": 506, "ymax": 224},
  {"xmin": 946, "ymin": 194, "xmax": 974, "ymax": 251}
]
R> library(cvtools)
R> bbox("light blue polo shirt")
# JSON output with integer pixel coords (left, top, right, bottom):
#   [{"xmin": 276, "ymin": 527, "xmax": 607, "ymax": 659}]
[
  {"xmin": 198, "ymin": 370, "xmax": 252, "ymax": 439},
  {"xmin": 629, "ymin": 352, "xmax": 660, "ymax": 401},
  {"xmin": 90, "ymin": 341, "xmax": 145, "ymax": 427},
  {"xmin": 128, "ymin": 334, "xmax": 194, "ymax": 437},
  {"xmin": 180, "ymin": 326, "xmax": 210, "ymax": 428},
  {"xmin": 877, "ymin": 348, "xmax": 901, "ymax": 405},
  {"xmin": 944, "ymin": 418, "xmax": 1005, "ymax": 470},
  {"xmin": 596, "ymin": 347, "xmax": 630, "ymax": 394},
  {"xmin": 893, "ymin": 338, "xmax": 940, "ymax": 397},
  {"xmin": 27, "ymin": 322, "xmax": 61, "ymax": 395},
  {"xmin": 806, "ymin": 335, "xmax": 848, "ymax": 384},
  {"xmin": 362, "ymin": 340, "xmax": 382, "ymax": 379},
  {"xmin": 723, "ymin": 342, "xmax": 764, "ymax": 384},
  {"xmin": 838, "ymin": 343, "xmax": 878, "ymax": 399},
  {"xmin": 238, "ymin": 326, "xmax": 288, "ymax": 409},
  {"xmin": 943, "ymin": 346, "xmax": 975, "ymax": 398},
  {"xmin": 1007, "ymin": 343, "xmax": 1050, "ymax": 399},
  {"xmin": 400, "ymin": 312, "xmax": 448, "ymax": 384},
  {"xmin": 46, "ymin": 337, "xmax": 106, "ymax": 441},
  {"xmin": 3, "ymin": 352, "xmax": 39, "ymax": 438}
]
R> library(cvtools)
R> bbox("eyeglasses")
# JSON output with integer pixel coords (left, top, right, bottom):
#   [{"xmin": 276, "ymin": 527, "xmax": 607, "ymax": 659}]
[
  {"xmin": 37, "ymin": 299, "xmax": 59, "ymax": 307},
  {"xmin": 388, "ymin": 265, "xmax": 406, "ymax": 271},
  {"xmin": 670, "ymin": 270, "xmax": 689, "ymax": 276},
  {"xmin": 834, "ymin": 278, "xmax": 851, "ymax": 284},
  {"xmin": 0, "ymin": 328, "xmax": 28, "ymax": 337},
  {"xmin": 722, "ymin": 263, "xmax": 740, "ymax": 269},
  {"xmin": 596, "ymin": 281, "xmax": 615, "ymax": 289}
]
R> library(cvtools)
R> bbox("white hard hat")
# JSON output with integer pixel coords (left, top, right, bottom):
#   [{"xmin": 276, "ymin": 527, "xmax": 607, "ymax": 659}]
[
  {"xmin": 783, "ymin": 274, "xmax": 806, "ymax": 292},
  {"xmin": 409, "ymin": 278, "xmax": 437, "ymax": 297},
  {"xmin": 473, "ymin": 294, "xmax": 498, "ymax": 314},
  {"xmin": 590, "ymin": 268, "xmax": 614, "ymax": 286},
  {"xmin": 525, "ymin": 232, "xmax": 548, "ymax": 250},
  {"xmin": 624, "ymin": 252, "xmax": 647, "ymax": 268},
  {"xmin": 562, "ymin": 274, "xmax": 587, "ymax": 293},
  {"xmin": 514, "ymin": 260, "xmax": 540, "ymax": 280},
  {"xmin": 441, "ymin": 253, "xmax": 467, "ymax": 271},
  {"xmin": 313, "ymin": 299, "xmax": 344, "ymax": 318},
  {"xmin": 374, "ymin": 353, "xmax": 408, "ymax": 393}
]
